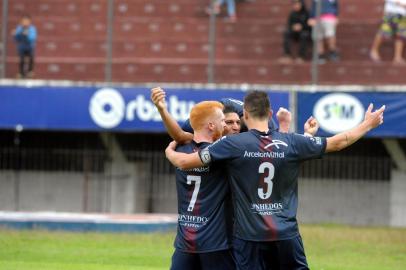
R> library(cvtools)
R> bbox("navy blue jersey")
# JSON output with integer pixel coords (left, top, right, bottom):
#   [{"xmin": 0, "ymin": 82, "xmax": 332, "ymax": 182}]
[
  {"xmin": 202, "ymin": 129, "xmax": 326, "ymax": 241},
  {"xmin": 181, "ymin": 98, "xmax": 278, "ymax": 133},
  {"xmin": 174, "ymin": 141, "xmax": 231, "ymax": 252}
]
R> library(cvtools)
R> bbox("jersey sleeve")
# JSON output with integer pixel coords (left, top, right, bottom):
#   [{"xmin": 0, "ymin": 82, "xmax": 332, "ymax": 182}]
[
  {"xmin": 220, "ymin": 98, "xmax": 244, "ymax": 117},
  {"xmin": 181, "ymin": 119, "xmax": 194, "ymax": 133},
  {"xmin": 199, "ymin": 136, "xmax": 240, "ymax": 165},
  {"xmin": 289, "ymin": 133, "xmax": 326, "ymax": 161}
]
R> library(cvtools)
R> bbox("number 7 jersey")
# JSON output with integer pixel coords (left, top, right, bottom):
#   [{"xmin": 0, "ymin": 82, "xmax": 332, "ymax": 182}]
[
  {"xmin": 205, "ymin": 129, "xmax": 327, "ymax": 241},
  {"xmin": 174, "ymin": 141, "xmax": 232, "ymax": 252}
]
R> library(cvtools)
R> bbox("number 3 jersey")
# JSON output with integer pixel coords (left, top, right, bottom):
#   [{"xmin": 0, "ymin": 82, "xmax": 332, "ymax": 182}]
[
  {"xmin": 204, "ymin": 129, "xmax": 326, "ymax": 242},
  {"xmin": 174, "ymin": 141, "xmax": 232, "ymax": 253}
]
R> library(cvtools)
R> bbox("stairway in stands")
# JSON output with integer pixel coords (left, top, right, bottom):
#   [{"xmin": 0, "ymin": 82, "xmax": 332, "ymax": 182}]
[{"xmin": 2, "ymin": 0, "xmax": 405, "ymax": 84}]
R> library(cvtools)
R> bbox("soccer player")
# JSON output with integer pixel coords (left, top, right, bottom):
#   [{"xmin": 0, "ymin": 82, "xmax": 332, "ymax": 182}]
[
  {"xmin": 163, "ymin": 100, "xmax": 235, "ymax": 270},
  {"xmin": 221, "ymin": 103, "xmax": 242, "ymax": 135},
  {"xmin": 165, "ymin": 90, "xmax": 385, "ymax": 270}
]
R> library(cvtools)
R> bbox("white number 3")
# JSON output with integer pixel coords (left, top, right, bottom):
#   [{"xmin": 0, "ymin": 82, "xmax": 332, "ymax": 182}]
[
  {"xmin": 187, "ymin": 175, "xmax": 201, "ymax": 211},
  {"xmin": 258, "ymin": 162, "xmax": 275, "ymax": 200}
]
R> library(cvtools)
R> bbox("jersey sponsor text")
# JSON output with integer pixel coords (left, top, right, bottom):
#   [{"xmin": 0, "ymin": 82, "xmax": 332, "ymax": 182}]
[
  {"xmin": 251, "ymin": 203, "xmax": 283, "ymax": 216},
  {"xmin": 178, "ymin": 214, "xmax": 209, "ymax": 228},
  {"xmin": 244, "ymin": 151, "xmax": 285, "ymax": 159}
]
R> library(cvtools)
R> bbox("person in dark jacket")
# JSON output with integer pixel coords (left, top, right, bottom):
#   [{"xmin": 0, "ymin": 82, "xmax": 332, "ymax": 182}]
[
  {"xmin": 13, "ymin": 14, "xmax": 37, "ymax": 78},
  {"xmin": 279, "ymin": 0, "xmax": 311, "ymax": 64}
]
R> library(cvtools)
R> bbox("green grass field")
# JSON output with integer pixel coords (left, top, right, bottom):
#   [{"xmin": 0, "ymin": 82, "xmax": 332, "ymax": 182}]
[{"xmin": 0, "ymin": 224, "xmax": 405, "ymax": 270}]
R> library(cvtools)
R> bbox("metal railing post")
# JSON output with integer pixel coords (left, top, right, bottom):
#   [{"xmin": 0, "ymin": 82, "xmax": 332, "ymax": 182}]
[
  {"xmin": 105, "ymin": 0, "xmax": 114, "ymax": 83},
  {"xmin": 311, "ymin": 0, "xmax": 322, "ymax": 85},
  {"xmin": 207, "ymin": 0, "xmax": 217, "ymax": 83},
  {"xmin": 1, "ymin": 0, "xmax": 9, "ymax": 78}
]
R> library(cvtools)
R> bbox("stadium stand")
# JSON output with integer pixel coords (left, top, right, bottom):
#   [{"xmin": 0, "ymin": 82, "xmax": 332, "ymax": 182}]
[{"xmin": 2, "ymin": 0, "xmax": 406, "ymax": 84}]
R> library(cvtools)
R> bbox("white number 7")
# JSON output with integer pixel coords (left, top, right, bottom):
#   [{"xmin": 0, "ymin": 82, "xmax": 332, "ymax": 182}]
[{"xmin": 186, "ymin": 175, "xmax": 201, "ymax": 212}]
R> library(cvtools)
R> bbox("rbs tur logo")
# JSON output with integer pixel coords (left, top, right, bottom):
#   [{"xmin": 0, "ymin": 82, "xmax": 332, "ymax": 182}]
[
  {"xmin": 89, "ymin": 88, "xmax": 194, "ymax": 129},
  {"xmin": 89, "ymin": 88, "xmax": 125, "ymax": 129},
  {"xmin": 313, "ymin": 93, "xmax": 365, "ymax": 134}
]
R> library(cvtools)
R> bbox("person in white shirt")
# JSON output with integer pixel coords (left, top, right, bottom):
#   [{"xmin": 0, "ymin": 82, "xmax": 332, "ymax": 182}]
[{"xmin": 370, "ymin": 0, "xmax": 406, "ymax": 64}]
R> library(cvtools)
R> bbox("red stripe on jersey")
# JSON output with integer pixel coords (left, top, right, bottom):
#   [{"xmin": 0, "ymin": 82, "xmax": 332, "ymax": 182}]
[{"xmin": 258, "ymin": 134, "xmax": 278, "ymax": 240}]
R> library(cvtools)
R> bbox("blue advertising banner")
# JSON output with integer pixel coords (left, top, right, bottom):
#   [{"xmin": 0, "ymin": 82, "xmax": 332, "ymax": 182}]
[
  {"xmin": 0, "ymin": 86, "xmax": 289, "ymax": 132},
  {"xmin": 297, "ymin": 92, "xmax": 406, "ymax": 137}
]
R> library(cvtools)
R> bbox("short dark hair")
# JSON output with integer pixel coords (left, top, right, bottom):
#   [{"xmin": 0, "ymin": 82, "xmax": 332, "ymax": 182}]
[{"xmin": 243, "ymin": 90, "xmax": 271, "ymax": 120}]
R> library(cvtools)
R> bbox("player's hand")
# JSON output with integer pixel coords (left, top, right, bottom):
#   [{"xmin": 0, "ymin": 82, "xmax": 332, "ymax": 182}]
[
  {"xmin": 165, "ymin": 141, "xmax": 178, "ymax": 158},
  {"xmin": 167, "ymin": 141, "xmax": 177, "ymax": 151},
  {"xmin": 304, "ymin": 116, "xmax": 319, "ymax": 136},
  {"xmin": 276, "ymin": 107, "xmax": 291, "ymax": 133},
  {"xmin": 150, "ymin": 87, "xmax": 167, "ymax": 110},
  {"xmin": 364, "ymin": 103, "xmax": 385, "ymax": 129}
]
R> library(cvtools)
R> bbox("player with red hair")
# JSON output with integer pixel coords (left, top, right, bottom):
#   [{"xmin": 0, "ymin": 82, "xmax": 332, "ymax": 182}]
[{"xmin": 160, "ymin": 99, "xmax": 234, "ymax": 270}]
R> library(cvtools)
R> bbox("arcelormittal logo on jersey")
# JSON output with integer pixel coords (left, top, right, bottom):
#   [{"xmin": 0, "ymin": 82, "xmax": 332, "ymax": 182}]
[
  {"xmin": 89, "ymin": 88, "xmax": 195, "ymax": 129},
  {"xmin": 313, "ymin": 93, "xmax": 365, "ymax": 134}
]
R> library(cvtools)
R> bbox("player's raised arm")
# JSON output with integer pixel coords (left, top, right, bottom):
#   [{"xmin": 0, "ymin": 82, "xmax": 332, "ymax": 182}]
[
  {"xmin": 151, "ymin": 87, "xmax": 193, "ymax": 144},
  {"xmin": 326, "ymin": 103, "xmax": 385, "ymax": 153},
  {"xmin": 165, "ymin": 141, "xmax": 203, "ymax": 170},
  {"xmin": 303, "ymin": 116, "xmax": 319, "ymax": 136},
  {"xmin": 276, "ymin": 107, "xmax": 291, "ymax": 133}
]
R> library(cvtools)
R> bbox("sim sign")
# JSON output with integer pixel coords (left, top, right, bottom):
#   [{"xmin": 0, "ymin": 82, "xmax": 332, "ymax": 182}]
[{"xmin": 297, "ymin": 92, "xmax": 405, "ymax": 137}]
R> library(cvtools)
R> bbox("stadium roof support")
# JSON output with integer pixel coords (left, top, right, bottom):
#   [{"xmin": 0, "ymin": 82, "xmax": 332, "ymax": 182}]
[{"xmin": 383, "ymin": 139, "xmax": 406, "ymax": 172}]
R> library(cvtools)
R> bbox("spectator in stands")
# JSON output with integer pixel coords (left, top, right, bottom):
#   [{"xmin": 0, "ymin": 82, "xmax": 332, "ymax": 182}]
[
  {"xmin": 279, "ymin": 0, "xmax": 311, "ymax": 64},
  {"xmin": 13, "ymin": 14, "xmax": 37, "ymax": 79},
  {"xmin": 308, "ymin": 0, "xmax": 339, "ymax": 63},
  {"xmin": 207, "ymin": 0, "xmax": 237, "ymax": 23},
  {"xmin": 370, "ymin": 0, "xmax": 406, "ymax": 65}
]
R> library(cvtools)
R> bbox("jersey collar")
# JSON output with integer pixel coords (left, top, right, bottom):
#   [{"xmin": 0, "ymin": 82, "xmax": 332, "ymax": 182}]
[{"xmin": 250, "ymin": 129, "xmax": 272, "ymax": 136}]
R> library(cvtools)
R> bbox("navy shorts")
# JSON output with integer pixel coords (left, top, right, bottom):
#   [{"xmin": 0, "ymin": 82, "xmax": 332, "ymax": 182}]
[
  {"xmin": 171, "ymin": 249, "xmax": 235, "ymax": 270},
  {"xmin": 232, "ymin": 235, "xmax": 309, "ymax": 270}
]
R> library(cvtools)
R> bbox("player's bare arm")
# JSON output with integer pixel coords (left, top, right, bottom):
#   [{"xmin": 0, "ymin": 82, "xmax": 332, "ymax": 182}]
[
  {"xmin": 326, "ymin": 104, "xmax": 385, "ymax": 153},
  {"xmin": 165, "ymin": 141, "xmax": 203, "ymax": 170},
  {"xmin": 151, "ymin": 87, "xmax": 193, "ymax": 144}
]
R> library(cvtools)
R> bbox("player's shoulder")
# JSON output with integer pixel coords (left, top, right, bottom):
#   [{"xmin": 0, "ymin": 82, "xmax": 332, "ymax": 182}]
[
  {"xmin": 175, "ymin": 143, "xmax": 192, "ymax": 153},
  {"xmin": 275, "ymin": 131, "xmax": 303, "ymax": 141},
  {"xmin": 231, "ymin": 130, "xmax": 266, "ymax": 145},
  {"xmin": 209, "ymin": 133, "xmax": 243, "ymax": 149},
  {"xmin": 176, "ymin": 141, "xmax": 210, "ymax": 153},
  {"xmin": 270, "ymin": 131, "xmax": 302, "ymax": 145},
  {"xmin": 229, "ymin": 132, "xmax": 252, "ymax": 143},
  {"xmin": 277, "ymin": 132, "xmax": 325, "ymax": 147}
]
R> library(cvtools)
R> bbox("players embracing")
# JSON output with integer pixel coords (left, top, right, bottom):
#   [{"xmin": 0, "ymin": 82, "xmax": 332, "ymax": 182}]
[{"xmin": 152, "ymin": 87, "xmax": 384, "ymax": 270}]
